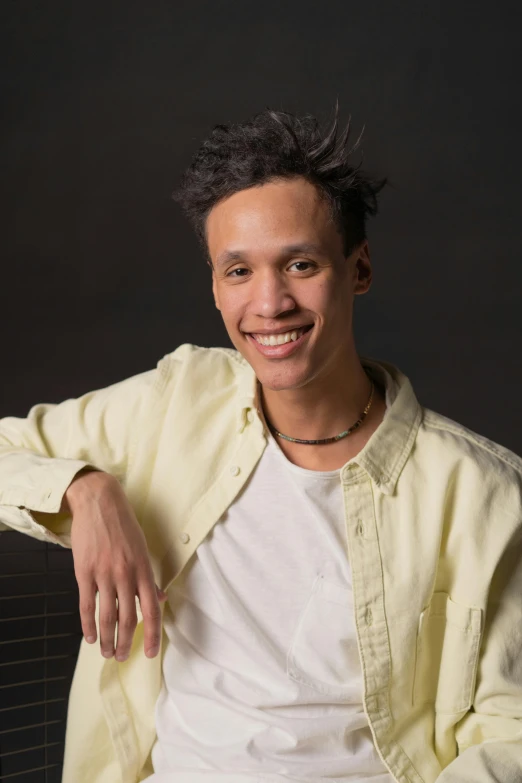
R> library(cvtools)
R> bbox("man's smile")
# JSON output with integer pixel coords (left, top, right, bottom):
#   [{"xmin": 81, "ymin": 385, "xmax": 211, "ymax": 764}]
[{"xmin": 245, "ymin": 324, "xmax": 314, "ymax": 357}]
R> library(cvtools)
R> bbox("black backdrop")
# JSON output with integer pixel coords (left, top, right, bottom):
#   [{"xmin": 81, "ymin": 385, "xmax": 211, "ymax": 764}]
[
  {"xmin": 0, "ymin": 3, "xmax": 521, "ymax": 781},
  {"xmin": 1, "ymin": 1, "xmax": 521, "ymax": 454}
]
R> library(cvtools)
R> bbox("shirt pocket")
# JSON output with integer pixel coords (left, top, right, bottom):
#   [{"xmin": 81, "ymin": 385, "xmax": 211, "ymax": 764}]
[
  {"xmin": 286, "ymin": 574, "xmax": 361, "ymax": 700},
  {"xmin": 413, "ymin": 591, "xmax": 483, "ymax": 714}
]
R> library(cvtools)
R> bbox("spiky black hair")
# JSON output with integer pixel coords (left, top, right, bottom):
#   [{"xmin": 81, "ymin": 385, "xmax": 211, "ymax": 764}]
[{"xmin": 173, "ymin": 100, "xmax": 387, "ymax": 261}]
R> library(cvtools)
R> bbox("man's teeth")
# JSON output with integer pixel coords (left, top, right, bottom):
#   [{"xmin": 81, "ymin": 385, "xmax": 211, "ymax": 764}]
[{"xmin": 253, "ymin": 327, "xmax": 308, "ymax": 346}]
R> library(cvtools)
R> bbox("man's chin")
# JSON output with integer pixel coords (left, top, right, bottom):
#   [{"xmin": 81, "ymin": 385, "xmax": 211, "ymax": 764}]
[
  {"xmin": 231, "ymin": 334, "xmax": 316, "ymax": 391},
  {"xmin": 251, "ymin": 361, "xmax": 314, "ymax": 393}
]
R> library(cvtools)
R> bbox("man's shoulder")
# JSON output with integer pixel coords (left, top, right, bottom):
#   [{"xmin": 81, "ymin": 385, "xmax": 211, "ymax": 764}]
[
  {"xmin": 157, "ymin": 342, "xmax": 253, "ymax": 395},
  {"xmin": 421, "ymin": 406, "xmax": 522, "ymax": 493},
  {"xmin": 161, "ymin": 342, "xmax": 248, "ymax": 372}
]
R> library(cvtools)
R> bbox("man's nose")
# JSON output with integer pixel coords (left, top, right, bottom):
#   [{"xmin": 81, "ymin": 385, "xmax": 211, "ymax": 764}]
[{"xmin": 251, "ymin": 271, "xmax": 296, "ymax": 319}]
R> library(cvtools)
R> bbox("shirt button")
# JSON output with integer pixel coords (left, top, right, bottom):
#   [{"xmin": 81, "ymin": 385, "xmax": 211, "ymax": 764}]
[
  {"xmin": 356, "ymin": 520, "xmax": 364, "ymax": 537},
  {"xmin": 230, "ymin": 465, "xmax": 240, "ymax": 476},
  {"xmin": 366, "ymin": 608, "xmax": 373, "ymax": 626},
  {"xmin": 179, "ymin": 532, "xmax": 190, "ymax": 544},
  {"xmin": 247, "ymin": 410, "xmax": 255, "ymax": 423}
]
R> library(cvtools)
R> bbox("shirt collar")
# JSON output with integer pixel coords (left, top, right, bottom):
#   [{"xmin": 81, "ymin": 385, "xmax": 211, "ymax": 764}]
[
  {"xmin": 232, "ymin": 351, "xmax": 423, "ymax": 496},
  {"xmin": 353, "ymin": 356, "xmax": 423, "ymax": 494}
]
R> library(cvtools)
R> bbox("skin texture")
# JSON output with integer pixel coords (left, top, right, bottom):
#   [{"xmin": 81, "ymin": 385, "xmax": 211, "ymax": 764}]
[{"xmin": 208, "ymin": 175, "xmax": 387, "ymax": 471}]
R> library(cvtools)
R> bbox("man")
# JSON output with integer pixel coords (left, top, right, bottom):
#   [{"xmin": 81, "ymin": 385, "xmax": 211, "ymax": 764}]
[{"xmin": 1, "ymin": 104, "xmax": 521, "ymax": 783}]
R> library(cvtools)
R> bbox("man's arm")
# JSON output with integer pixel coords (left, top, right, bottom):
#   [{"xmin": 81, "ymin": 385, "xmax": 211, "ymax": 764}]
[
  {"xmin": 0, "ymin": 364, "xmax": 159, "ymax": 545},
  {"xmin": 437, "ymin": 513, "xmax": 522, "ymax": 781},
  {"xmin": 0, "ymin": 357, "xmax": 170, "ymax": 660}
]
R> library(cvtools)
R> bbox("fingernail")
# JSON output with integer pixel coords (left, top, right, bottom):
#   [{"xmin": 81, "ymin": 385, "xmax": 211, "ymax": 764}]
[
  {"xmin": 115, "ymin": 653, "xmax": 128, "ymax": 662},
  {"xmin": 103, "ymin": 650, "xmax": 114, "ymax": 658},
  {"xmin": 86, "ymin": 635, "xmax": 96, "ymax": 643},
  {"xmin": 146, "ymin": 646, "xmax": 159, "ymax": 657}
]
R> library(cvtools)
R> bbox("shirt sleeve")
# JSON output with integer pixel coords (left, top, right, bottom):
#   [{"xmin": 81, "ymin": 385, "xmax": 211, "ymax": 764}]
[
  {"xmin": 0, "ymin": 362, "xmax": 162, "ymax": 548},
  {"xmin": 437, "ymin": 510, "xmax": 522, "ymax": 781}
]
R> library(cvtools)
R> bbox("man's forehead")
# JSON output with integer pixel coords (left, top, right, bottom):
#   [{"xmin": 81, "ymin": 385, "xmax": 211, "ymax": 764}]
[
  {"xmin": 206, "ymin": 181, "xmax": 335, "ymax": 265},
  {"xmin": 208, "ymin": 178, "xmax": 325, "ymax": 229}
]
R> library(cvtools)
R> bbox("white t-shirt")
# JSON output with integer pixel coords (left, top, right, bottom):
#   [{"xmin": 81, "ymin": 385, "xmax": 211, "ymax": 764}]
[{"xmin": 145, "ymin": 430, "xmax": 394, "ymax": 782}]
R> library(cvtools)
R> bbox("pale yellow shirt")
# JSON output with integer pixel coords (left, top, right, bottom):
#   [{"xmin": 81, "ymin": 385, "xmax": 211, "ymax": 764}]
[{"xmin": 1, "ymin": 343, "xmax": 521, "ymax": 783}]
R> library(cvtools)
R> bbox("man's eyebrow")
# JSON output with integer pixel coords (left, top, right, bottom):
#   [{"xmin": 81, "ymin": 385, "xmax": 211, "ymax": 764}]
[{"xmin": 215, "ymin": 243, "xmax": 324, "ymax": 268}]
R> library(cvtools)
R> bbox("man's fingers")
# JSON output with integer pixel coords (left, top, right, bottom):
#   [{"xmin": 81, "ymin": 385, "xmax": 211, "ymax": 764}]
[
  {"xmin": 78, "ymin": 579, "xmax": 98, "ymax": 643},
  {"xmin": 113, "ymin": 585, "xmax": 138, "ymax": 662},
  {"xmin": 78, "ymin": 578, "xmax": 166, "ymax": 659},
  {"xmin": 98, "ymin": 582, "xmax": 117, "ymax": 658},
  {"xmin": 138, "ymin": 582, "xmax": 163, "ymax": 658}
]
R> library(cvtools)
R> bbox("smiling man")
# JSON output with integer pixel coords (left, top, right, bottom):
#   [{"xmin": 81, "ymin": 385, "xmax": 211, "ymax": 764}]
[
  {"xmin": 207, "ymin": 174, "xmax": 388, "ymax": 472},
  {"xmin": 1, "ymin": 105, "xmax": 522, "ymax": 783}
]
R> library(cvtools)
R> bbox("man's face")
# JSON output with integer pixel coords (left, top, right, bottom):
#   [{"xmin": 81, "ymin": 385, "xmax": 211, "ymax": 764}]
[{"xmin": 207, "ymin": 176, "xmax": 372, "ymax": 391}]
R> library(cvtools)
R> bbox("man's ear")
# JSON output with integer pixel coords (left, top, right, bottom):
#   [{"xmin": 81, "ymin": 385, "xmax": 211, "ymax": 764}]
[
  {"xmin": 353, "ymin": 241, "xmax": 372, "ymax": 295},
  {"xmin": 211, "ymin": 269, "xmax": 221, "ymax": 311}
]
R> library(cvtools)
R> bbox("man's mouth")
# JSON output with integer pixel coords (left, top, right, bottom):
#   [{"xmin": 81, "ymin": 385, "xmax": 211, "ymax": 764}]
[
  {"xmin": 249, "ymin": 325, "xmax": 313, "ymax": 346},
  {"xmin": 244, "ymin": 324, "xmax": 314, "ymax": 358}
]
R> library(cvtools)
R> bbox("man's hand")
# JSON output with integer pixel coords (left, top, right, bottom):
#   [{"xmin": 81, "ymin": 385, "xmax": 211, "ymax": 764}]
[{"xmin": 65, "ymin": 470, "xmax": 167, "ymax": 662}]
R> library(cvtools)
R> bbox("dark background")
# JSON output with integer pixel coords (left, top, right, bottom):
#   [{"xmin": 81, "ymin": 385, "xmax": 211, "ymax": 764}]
[
  {"xmin": 1, "ymin": 1, "xmax": 521, "ymax": 452},
  {"xmin": 0, "ymin": 2, "xmax": 521, "ymax": 779}
]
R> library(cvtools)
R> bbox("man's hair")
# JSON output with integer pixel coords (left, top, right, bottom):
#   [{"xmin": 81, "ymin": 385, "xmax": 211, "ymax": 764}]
[{"xmin": 172, "ymin": 100, "xmax": 388, "ymax": 263}]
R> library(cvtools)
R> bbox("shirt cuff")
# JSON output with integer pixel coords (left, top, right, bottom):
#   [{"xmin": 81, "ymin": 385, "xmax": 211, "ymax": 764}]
[{"xmin": 0, "ymin": 459, "xmax": 99, "ymax": 513}]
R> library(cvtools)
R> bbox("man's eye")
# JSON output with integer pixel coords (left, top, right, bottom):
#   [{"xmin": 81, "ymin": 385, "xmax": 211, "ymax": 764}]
[
  {"xmin": 226, "ymin": 262, "xmax": 314, "ymax": 277},
  {"xmin": 227, "ymin": 268, "xmax": 249, "ymax": 277},
  {"xmin": 289, "ymin": 261, "xmax": 313, "ymax": 272}
]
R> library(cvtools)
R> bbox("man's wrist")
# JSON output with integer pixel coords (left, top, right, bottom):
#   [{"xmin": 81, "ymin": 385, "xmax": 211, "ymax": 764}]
[{"xmin": 62, "ymin": 468, "xmax": 115, "ymax": 513}]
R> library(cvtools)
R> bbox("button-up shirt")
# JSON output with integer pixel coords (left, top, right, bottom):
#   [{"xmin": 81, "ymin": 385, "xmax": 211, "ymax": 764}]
[{"xmin": 1, "ymin": 343, "xmax": 522, "ymax": 783}]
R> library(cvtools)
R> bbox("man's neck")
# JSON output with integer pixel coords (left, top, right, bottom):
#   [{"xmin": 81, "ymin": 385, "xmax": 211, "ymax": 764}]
[{"xmin": 257, "ymin": 355, "xmax": 387, "ymax": 472}]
